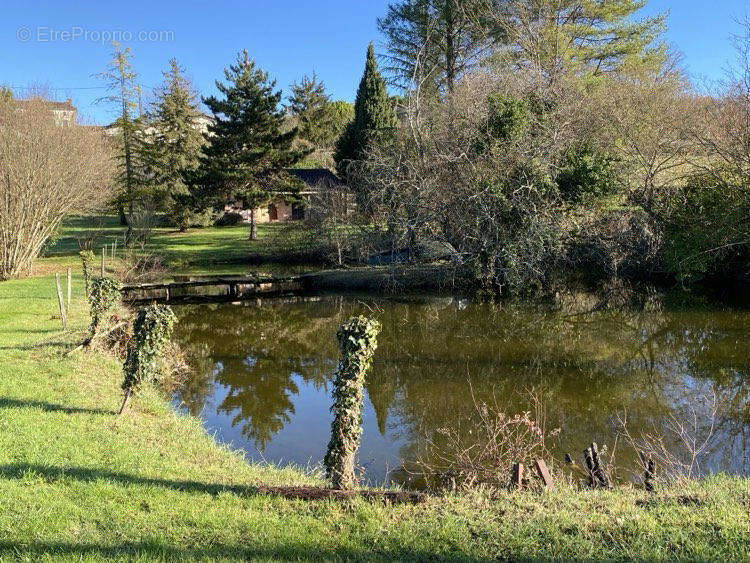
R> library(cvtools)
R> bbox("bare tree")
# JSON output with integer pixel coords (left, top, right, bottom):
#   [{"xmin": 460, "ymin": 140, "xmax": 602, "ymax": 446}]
[{"xmin": 0, "ymin": 98, "xmax": 113, "ymax": 279}]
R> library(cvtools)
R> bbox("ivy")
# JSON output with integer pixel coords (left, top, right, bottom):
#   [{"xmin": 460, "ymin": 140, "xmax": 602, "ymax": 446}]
[
  {"xmin": 119, "ymin": 304, "xmax": 177, "ymax": 414},
  {"xmin": 88, "ymin": 276, "xmax": 121, "ymax": 340},
  {"xmin": 323, "ymin": 315, "xmax": 381, "ymax": 490}
]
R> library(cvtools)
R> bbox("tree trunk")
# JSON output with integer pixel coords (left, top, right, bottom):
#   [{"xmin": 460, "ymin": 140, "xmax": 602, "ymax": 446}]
[
  {"xmin": 118, "ymin": 205, "xmax": 128, "ymax": 226},
  {"xmin": 249, "ymin": 208, "xmax": 258, "ymax": 240}
]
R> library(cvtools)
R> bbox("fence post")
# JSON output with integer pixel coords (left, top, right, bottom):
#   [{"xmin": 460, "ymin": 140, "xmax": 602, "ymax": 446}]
[
  {"xmin": 101, "ymin": 246, "xmax": 105, "ymax": 277},
  {"xmin": 66, "ymin": 267, "xmax": 72, "ymax": 312},
  {"xmin": 55, "ymin": 273, "xmax": 67, "ymax": 330}
]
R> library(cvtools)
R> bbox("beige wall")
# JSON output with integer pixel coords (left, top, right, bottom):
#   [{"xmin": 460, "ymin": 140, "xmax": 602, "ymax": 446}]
[{"xmin": 225, "ymin": 198, "xmax": 297, "ymax": 224}]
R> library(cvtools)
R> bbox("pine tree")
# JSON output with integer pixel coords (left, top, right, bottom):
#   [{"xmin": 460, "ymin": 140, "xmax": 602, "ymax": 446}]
[
  {"xmin": 97, "ymin": 42, "xmax": 146, "ymax": 240},
  {"xmin": 288, "ymin": 73, "xmax": 333, "ymax": 149},
  {"xmin": 335, "ymin": 44, "xmax": 397, "ymax": 180},
  {"xmin": 146, "ymin": 58, "xmax": 205, "ymax": 231},
  {"xmin": 492, "ymin": 0, "xmax": 667, "ymax": 81},
  {"xmin": 199, "ymin": 50, "xmax": 307, "ymax": 239},
  {"xmin": 378, "ymin": 0, "xmax": 488, "ymax": 94}
]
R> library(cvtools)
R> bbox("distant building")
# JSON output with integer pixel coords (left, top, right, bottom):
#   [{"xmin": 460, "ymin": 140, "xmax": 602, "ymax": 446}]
[
  {"xmin": 223, "ymin": 168, "xmax": 346, "ymax": 224},
  {"xmin": 14, "ymin": 98, "xmax": 77, "ymax": 127},
  {"xmin": 104, "ymin": 113, "xmax": 214, "ymax": 137}
]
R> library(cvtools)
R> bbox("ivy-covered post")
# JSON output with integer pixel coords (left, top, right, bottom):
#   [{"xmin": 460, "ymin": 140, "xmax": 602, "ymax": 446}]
[
  {"xmin": 79, "ymin": 250, "xmax": 95, "ymax": 297},
  {"xmin": 323, "ymin": 316, "xmax": 381, "ymax": 490},
  {"xmin": 87, "ymin": 276, "xmax": 121, "ymax": 343},
  {"xmin": 119, "ymin": 304, "xmax": 177, "ymax": 415}
]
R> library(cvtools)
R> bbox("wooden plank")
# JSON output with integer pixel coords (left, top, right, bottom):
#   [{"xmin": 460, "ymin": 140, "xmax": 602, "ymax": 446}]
[{"xmin": 535, "ymin": 459, "xmax": 554, "ymax": 491}]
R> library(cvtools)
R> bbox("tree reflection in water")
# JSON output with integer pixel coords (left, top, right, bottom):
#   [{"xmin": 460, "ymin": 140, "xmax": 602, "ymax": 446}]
[{"xmin": 171, "ymin": 291, "xmax": 750, "ymax": 488}]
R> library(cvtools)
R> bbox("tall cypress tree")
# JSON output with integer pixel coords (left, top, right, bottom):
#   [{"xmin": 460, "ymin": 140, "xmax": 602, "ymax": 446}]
[
  {"xmin": 146, "ymin": 58, "xmax": 205, "ymax": 231},
  {"xmin": 199, "ymin": 50, "xmax": 306, "ymax": 239},
  {"xmin": 335, "ymin": 44, "xmax": 398, "ymax": 181}
]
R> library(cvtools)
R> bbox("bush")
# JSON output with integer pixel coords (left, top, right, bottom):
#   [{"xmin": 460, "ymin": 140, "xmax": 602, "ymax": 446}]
[
  {"xmin": 661, "ymin": 172, "xmax": 750, "ymax": 284},
  {"xmin": 88, "ymin": 276, "xmax": 121, "ymax": 341},
  {"xmin": 214, "ymin": 211, "xmax": 244, "ymax": 227},
  {"xmin": 120, "ymin": 304, "xmax": 178, "ymax": 414},
  {"xmin": 169, "ymin": 206, "xmax": 217, "ymax": 231},
  {"xmin": 557, "ymin": 144, "xmax": 620, "ymax": 203}
]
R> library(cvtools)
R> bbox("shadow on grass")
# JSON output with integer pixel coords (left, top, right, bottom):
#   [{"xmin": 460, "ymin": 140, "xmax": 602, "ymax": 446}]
[
  {"xmin": 0, "ymin": 463, "xmax": 426, "ymax": 504},
  {"xmin": 0, "ymin": 540, "xmax": 466, "ymax": 561},
  {"xmin": 0, "ymin": 398, "xmax": 115, "ymax": 416},
  {"xmin": 0, "ymin": 462, "xmax": 259, "ymax": 497}
]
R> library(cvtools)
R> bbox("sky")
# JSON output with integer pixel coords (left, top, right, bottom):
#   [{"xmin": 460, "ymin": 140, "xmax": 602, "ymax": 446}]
[{"xmin": 0, "ymin": 0, "xmax": 747, "ymax": 125}]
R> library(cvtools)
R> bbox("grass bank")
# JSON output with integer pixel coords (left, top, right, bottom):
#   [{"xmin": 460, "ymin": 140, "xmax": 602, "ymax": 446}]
[
  {"xmin": 0, "ymin": 274, "xmax": 748, "ymax": 560},
  {"xmin": 43, "ymin": 215, "xmax": 320, "ymax": 277}
]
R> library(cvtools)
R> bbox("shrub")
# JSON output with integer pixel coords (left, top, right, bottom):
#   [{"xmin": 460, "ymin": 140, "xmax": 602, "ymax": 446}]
[
  {"xmin": 661, "ymin": 172, "xmax": 750, "ymax": 284},
  {"xmin": 119, "ymin": 304, "xmax": 177, "ymax": 414},
  {"xmin": 214, "ymin": 211, "xmax": 244, "ymax": 227},
  {"xmin": 87, "ymin": 276, "xmax": 121, "ymax": 341},
  {"xmin": 557, "ymin": 144, "xmax": 620, "ymax": 203}
]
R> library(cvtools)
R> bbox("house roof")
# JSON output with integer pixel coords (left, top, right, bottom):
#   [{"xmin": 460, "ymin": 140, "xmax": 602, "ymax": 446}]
[
  {"xmin": 287, "ymin": 168, "xmax": 343, "ymax": 188},
  {"xmin": 14, "ymin": 98, "xmax": 76, "ymax": 111}
]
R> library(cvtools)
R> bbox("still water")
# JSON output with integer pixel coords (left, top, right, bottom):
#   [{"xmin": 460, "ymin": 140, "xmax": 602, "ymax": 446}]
[{"xmin": 171, "ymin": 290, "xmax": 749, "ymax": 488}]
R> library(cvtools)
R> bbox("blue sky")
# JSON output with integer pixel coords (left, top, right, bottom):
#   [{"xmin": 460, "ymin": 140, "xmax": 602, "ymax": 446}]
[{"xmin": 1, "ymin": 0, "xmax": 747, "ymax": 124}]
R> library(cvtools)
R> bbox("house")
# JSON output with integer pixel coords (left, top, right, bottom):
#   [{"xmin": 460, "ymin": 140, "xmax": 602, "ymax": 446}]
[
  {"xmin": 13, "ymin": 98, "xmax": 77, "ymax": 127},
  {"xmin": 223, "ymin": 168, "xmax": 346, "ymax": 224}
]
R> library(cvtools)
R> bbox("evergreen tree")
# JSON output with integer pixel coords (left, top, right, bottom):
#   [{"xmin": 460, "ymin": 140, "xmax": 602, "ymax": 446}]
[
  {"xmin": 288, "ymin": 73, "xmax": 333, "ymax": 150},
  {"xmin": 327, "ymin": 100, "xmax": 355, "ymax": 143},
  {"xmin": 199, "ymin": 50, "xmax": 307, "ymax": 239},
  {"xmin": 97, "ymin": 42, "xmax": 146, "ymax": 240},
  {"xmin": 146, "ymin": 58, "xmax": 205, "ymax": 231},
  {"xmin": 491, "ymin": 0, "xmax": 667, "ymax": 81},
  {"xmin": 378, "ymin": 0, "xmax": 488, "ymax": 94},
  {"xmin": 335, "ymin": 44, "xmax": 397, "ymax": 180}
]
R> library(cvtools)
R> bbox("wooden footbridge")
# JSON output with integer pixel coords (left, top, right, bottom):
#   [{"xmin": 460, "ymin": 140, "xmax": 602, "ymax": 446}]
[
  {"xmin": 121, "ymin": 274, "xmax": 305, "ymax": 304},
  {"xmin": 120, "ymin": 265, "xmax": 464, "ymax": 304}
]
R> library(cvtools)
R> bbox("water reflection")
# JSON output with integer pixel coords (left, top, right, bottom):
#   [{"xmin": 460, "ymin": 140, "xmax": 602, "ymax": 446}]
[{"xmin": 171, "ymin": 292, "xmax": 749, "ymax": 488}]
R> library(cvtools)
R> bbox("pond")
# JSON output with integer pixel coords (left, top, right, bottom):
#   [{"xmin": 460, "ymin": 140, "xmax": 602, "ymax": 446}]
[{"xmin": 171, "ymin": 290, "xmax": 749, "ymax": 489}]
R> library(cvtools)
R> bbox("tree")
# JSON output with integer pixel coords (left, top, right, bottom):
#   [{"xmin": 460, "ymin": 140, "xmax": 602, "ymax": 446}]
[
  {"xmin": 378, "ymin": 0, "xmax": 488, "ymax": 93},
  {"xmin": 484, "ymin": 0, "xmax": 667, "ymax": 82},
  {"xmin": 199, "ymin": 50, "xmax": 307, "ymax": 239},
  {"xmin": 0, "ymin": 99, "xmax": 113, "ymax": 279},
  {"xmin": 97, "ymin": 42, "xmax": 146, "ymax": 240},
  {"xmin": 326, "ymin": 100, "xmax": 355, "ymax": 143},
  {"xmin": 335, "ymin": 44, "xmax": 397, "ymax": 185},
  {"xmin": 0, "ymin": 86, "xmax": 12, "ymax": 103},
  {"xmin": 146, "ymin": 58, "xmax": 206, "ymax": 231},
  {"xmin": 287, "ymin": 73, "xmax": 332, "ymax": 149}
]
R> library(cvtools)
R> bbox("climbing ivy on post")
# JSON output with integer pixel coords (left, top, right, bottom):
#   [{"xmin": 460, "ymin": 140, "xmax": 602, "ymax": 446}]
[
  {"xmin": 119, "ymin": 304, "xmax": 177, "ymax": 415},
  {"xmin": 79, "ymin": 250, "xmax": 95, "ymax": 297},
  {"xmin": 324, "ymin": 316, "xmax": 381, "ymax": 490},
  {"xmin": 87, "ymin": 276, "xmax": 121, "ymax": 342}
]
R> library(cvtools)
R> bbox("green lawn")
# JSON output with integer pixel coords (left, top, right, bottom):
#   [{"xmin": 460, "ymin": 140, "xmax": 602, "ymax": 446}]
[
  {"xmin": 0, "ymin": 274, "xmax": 748, "ymax": 560},
  {"xmin": 43, "ymin": 215, "xmax": 320, "ymax": 276}
]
